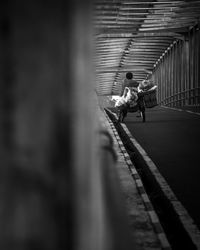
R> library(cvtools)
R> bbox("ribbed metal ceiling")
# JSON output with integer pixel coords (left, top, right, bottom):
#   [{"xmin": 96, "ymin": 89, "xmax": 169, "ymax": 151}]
[{"xmin": 94, "ymin": 0, "xmax": 200, "ymax": 95}]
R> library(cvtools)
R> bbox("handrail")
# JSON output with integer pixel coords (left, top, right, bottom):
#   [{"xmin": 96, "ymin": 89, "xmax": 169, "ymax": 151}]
[{"xmin": 159, "ymin": 87, "xmax": 200, "ymax": 106}]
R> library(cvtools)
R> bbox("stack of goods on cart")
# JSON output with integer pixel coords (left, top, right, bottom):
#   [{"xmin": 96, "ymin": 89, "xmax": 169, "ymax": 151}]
[
  {"xmin": 114, "ymin": 94, "xmax": 126, "ymax": 108},
  {"xmin": 138, "ymin": 80, "xmax": 158, "ymax": 108},
  {"xmin": 114, "ymin": 87, "xmax": 137, "ymax": 108},
  {"xmin": 127, "ymin": 87, "xmax": 138, "ymax": 108}
]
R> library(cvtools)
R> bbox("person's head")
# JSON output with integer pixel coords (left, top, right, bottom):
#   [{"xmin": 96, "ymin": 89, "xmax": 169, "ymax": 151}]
[{"xmin": 126, "ymin": 72, "xmax": 133, "ymax": 80}]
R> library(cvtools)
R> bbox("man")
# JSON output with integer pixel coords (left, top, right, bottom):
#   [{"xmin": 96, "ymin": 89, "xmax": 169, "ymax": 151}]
[{"xmin": 120, "ymin": 72, "xmax": 139, "ymax": 96}]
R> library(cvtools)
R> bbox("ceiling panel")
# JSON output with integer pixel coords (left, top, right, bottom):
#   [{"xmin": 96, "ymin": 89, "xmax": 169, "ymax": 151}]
[{"xmin": 94, "ymin": 0, "xmax": 200, "ymax": 95}]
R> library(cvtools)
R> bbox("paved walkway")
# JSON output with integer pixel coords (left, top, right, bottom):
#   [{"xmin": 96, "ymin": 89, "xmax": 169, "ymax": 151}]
[
  {"xmin": 123, "ymin": 106, "xmax": 200, "ymax": 230},
  {"xmin": 99, "ymin": 108, "xmax": 170, "ymax": 250}
]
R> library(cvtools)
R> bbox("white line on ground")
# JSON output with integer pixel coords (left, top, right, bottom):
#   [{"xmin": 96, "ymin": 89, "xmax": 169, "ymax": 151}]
[
  {"xmin": 120, "ymin": 118, "xmax": 200, "ymax": 249},
  {"xmin": 161, "ymin": 105, "xmax": 200, "ymax": 116},
  {"xmin": 104, "ymin": 108, "xmax": 171, "ymax": 250}
]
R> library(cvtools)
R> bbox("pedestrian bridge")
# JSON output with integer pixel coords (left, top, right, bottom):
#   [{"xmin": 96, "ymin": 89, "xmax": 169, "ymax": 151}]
[
  {"xmin": 96, "ymin": 1, "xmax": 200, "ymax": 249},
  {"xmin": 0, "ymin": 1, "xmax": 200, "ymax": 250}
]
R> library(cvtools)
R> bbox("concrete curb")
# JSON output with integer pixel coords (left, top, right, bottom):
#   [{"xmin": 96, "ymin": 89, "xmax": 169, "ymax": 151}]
[
  {"xmin": 106, "ymin": 108, "xmax": 200, "ymax": 250},
  {"xmin": 104, "ymin": 109, "xmax": 171, "ymax": 250}
]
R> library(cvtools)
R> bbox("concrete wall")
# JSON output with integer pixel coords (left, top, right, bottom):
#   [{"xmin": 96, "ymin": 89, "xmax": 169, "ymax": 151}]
[{"xmin": 0, "ymin": 1, "xmax": 135, "ymax": 250}]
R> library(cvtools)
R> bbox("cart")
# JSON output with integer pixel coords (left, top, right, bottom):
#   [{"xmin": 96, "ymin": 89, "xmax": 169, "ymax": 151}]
[{"xmin": 117, "ymin": 88, "xmax": 157, "ymax": 123}]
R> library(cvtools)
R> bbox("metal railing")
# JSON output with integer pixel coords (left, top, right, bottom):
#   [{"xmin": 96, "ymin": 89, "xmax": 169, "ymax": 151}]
[{"xmin": 159, "ymin": 87, "xmax": 200, "ymax": 106}]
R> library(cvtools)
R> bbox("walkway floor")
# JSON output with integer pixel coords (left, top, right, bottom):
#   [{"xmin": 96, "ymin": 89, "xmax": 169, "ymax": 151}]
[
  {"xmin": 99, "ymin": 108, "xmax": 169, "ymax": 249},
  {"xmin": 123, "ymin": 106, "xmax": 200, "ymax": 229}
]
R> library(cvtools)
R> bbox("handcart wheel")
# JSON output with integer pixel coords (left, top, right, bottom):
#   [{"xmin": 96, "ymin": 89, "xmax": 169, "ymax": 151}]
[{"xmin": 141, "ymin": 110, "xmax": 146, "ymax": 122}]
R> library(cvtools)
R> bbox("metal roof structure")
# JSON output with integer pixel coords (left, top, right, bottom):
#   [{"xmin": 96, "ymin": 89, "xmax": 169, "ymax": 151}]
[{"xmin": 94, "ymin": 0, "xmax": 200, "ymax": 95}]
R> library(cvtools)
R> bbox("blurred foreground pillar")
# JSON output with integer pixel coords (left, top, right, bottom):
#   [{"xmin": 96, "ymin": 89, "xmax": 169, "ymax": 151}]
[{"xmin": 0, "ymin": 1, "xmax": 135, "ymax": 250}]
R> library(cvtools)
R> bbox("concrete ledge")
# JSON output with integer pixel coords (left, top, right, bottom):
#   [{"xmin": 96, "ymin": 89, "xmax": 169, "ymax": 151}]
[{"xmin": 100, "ymin": 108, "xmax": 168, "ymax": 250}]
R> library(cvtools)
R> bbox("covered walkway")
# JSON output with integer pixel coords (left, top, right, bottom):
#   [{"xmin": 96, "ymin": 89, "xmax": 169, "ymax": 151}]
[
  {"xmin": 95, "ymin": 1, "xmax": 200, "ymax": 249},
  {"xmin": 0, "ymin": 1, "xmax": 200, "ymax": 250}
]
